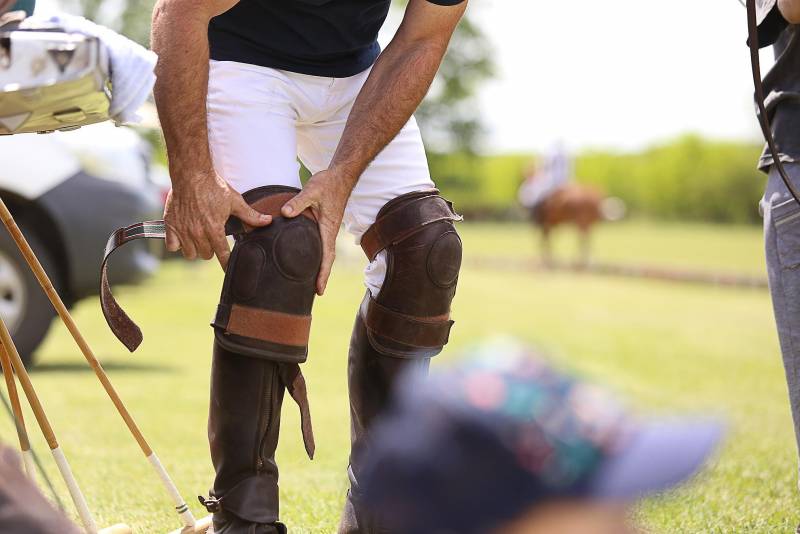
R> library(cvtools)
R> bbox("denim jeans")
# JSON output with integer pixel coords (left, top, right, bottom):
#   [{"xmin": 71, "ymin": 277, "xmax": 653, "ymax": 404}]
[{"xmin": 763, "ymin": 163, "xmax": 800, "ymax": 485}]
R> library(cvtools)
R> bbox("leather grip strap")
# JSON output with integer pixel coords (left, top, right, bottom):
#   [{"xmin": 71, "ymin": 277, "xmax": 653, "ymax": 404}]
[
  {"xmin": 364, "ymin": 297, "xmax": 454, "ymax": 349},
  {"xmin": 100, "ymin": 221, "xmax": 168, "ymax": 352},
  {"xmin": 747, "ymin": 0, "xmax": 800, "ymax": 204},
  {"xmin": 360, "ymin": 190, "xmax": 463, "ymax": 261}
]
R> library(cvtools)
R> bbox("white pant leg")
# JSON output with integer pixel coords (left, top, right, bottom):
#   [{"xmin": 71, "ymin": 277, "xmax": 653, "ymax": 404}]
[
  {"xmin": 207, "ymin": 61, "xmax": 302, "ymax": 193},
  {"xmin": 293, "ymin": 69, "xmax": 435, "ymax": 296}
]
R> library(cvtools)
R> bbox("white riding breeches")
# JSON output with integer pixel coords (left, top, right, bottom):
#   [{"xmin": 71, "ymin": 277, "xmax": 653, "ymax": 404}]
[{"xmin": 206, "ymin": 60, "xmax": 435, "ymax": 296}]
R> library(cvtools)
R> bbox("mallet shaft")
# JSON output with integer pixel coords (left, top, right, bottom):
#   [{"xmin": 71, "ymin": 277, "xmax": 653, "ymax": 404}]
[
  {"xmin": 0, "ymin": 198, "xmax": 196, "ymax": 528},
  {"xmin": 0, "ymin": 342, "xmax": 32, "ymax": 459},
  {"xmin": 0, "ymin": 316, "xmax": 97, "ymax": 533}
]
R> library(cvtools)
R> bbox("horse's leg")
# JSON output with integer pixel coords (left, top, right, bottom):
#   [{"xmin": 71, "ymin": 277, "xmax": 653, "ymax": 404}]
[
  {"xmin": 541, "ymin": 225, "xmax": 553, "ymax": 268},
  {"xmin": 577, "ymin": 225, "xmax": 591, "ymax": 269}
]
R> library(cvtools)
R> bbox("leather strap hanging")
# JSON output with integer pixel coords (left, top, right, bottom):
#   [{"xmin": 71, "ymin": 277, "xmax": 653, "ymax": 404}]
[{"xmin": 747, "ymin": 0, "xmax": 800, "ymax": 204}]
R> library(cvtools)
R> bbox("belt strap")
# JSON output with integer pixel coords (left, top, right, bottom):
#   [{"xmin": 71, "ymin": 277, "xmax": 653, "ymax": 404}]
[
  {"xmin": 360, "ymin": 191, "xmax": 462, "ymax": 261},
  {"xmin": 364, "ymin": 297, "xmax": 454, "ymax": 349},
  {"xmin": 747, "ymin": 0, "xmax": 800, "ymax": 204}
]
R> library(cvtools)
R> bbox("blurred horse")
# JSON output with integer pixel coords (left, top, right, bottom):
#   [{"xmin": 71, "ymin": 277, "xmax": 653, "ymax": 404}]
[{"xmin": 529, "ymin": 184, "xmax": 623, "ymax": 267}]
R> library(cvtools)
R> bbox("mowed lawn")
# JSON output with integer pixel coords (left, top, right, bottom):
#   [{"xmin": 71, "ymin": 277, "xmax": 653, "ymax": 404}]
[{"xmin": 0, "ymin": 220, "xmax": 793, "ymax": 533}]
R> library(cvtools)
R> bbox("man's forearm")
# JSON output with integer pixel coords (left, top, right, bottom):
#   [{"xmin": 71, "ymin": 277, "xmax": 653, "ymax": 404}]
[
  {"xmin": 329, "ymin": 39, "xmax": 446, "ymax": 187},
  {"xmin": 151, "ymin": 2, "xmax": 215, "ymax": 186},
  {"xmin": 329, "ymin": 2, "xmax": 464, "ymax": 189}
]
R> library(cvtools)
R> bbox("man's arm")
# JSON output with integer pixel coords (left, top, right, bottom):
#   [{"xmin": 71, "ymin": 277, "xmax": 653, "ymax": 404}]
[
  {"xmin": 283, "ymin": 0, "xmax": 467, "ymax": 295},
  {"xmin": 151, "ymin": 0, "xmax": 270, "ymax": 268}
]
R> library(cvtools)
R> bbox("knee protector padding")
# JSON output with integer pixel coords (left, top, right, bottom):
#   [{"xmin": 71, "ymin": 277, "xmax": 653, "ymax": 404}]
[
  {"xmin": 359, "ymin": 190, "xmax": 463, "ymax": 358},
  {"xmin": 213, "ymin": 186, "xmax": 322, "ymax": 363}
]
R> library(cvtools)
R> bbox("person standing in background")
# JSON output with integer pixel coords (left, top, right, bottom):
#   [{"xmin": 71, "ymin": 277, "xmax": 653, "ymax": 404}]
[{"xmin": 753, "ymin": 3, "xmax": 800, "ymax": 532}]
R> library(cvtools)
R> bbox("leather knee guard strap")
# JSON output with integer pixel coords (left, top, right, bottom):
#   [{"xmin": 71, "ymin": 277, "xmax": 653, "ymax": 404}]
[{"xmin": 359, "ymin": 189, "xmax": 463, "ymax": 358}]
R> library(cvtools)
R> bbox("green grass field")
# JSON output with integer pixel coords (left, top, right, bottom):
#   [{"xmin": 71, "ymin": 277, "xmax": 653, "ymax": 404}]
[{"xmin": 1, "ymin": 219, "xmax": 793, "ymax": 533}]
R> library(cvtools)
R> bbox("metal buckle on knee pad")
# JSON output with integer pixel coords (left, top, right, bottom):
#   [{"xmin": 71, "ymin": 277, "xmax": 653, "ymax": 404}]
[
  {"xmin": 213, "ymin": 186, "xmax": 322, "ymax": 363},
  {"xmin": 359, "ymin": 190, "xmax": 463, "ymax": 358}
]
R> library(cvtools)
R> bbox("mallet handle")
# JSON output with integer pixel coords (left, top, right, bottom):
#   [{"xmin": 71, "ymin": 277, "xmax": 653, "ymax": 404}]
[
  {"xmin": 0, "ymin": 198, "xmax": 196, "ymax": 528},
  {"xmin": 0, "ymin": 317, "xmax": 58, "ymax": 449},
  {"xmin": 0, "ymin": 341, "xmax": 31, "ymax": 452},
  {"xmin": 0, "ymin": 316, "xmax": 98, "ymax": 532},
  {"xmin": 0, "ymin": 200, "xmax": 153, "ymax": 455}
]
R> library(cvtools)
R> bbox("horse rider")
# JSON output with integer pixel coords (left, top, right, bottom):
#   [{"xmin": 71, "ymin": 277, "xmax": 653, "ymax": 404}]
[
  {"xmin": 150, "ymin": 0, "xmax": 467, "ymax": 532},
  {"xmin": 751, "ymin": 2, "xmax": 800, "ymax": 532},
  {"xmin": 518, "ymin": 143, "xmax": 573, "ymax": 223}
]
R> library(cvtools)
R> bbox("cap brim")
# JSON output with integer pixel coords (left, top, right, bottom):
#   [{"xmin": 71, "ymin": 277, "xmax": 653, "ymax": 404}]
[{"xmin": 588, "ymin": 418, "xmax": 724, "ymax": 500}]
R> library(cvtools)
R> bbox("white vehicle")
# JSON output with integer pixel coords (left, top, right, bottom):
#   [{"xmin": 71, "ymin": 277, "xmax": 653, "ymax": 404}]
[{"xmin": 0, "ymin": 123, "xmax": 163, "ymax": 366}]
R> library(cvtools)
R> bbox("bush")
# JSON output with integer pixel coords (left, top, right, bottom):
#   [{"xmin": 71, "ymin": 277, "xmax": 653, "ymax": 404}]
[{"xmin": 429, "ymin": 135, "xmax": 767, "ymax": 224}]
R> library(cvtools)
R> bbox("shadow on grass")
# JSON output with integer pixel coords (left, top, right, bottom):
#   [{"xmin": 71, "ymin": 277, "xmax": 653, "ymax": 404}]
[{"xmin": 32, "ymin": 360, "xmax": 177, "ymax": 374}]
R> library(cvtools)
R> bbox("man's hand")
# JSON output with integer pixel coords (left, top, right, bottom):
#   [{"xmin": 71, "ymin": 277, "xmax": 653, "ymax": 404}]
[
  {"xmin": 152, "ymin": 0, "xmax": 250, "ymax": 270},
  {"xmin": 281, "ymin": 170, "xmax": 350, "ymax": 296},
  {"xmin": 164, "ymin": 172, "xmax": 272, "ymax": 269}
]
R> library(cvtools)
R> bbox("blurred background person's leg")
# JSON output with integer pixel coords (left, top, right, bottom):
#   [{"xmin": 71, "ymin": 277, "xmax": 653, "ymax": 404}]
[
  {"xmin": 0, "ymin": 443, "xmax": 80, "ymax": 534},
  {"xmin": 763, "ymin": 163, "xmax": 800, "ymax": 490}
]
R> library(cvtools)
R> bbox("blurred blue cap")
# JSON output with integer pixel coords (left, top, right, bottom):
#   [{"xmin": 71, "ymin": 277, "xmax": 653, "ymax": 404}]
[{"xmin": 359, "ymin": 339, "xmax": 724, "ymax": 534}]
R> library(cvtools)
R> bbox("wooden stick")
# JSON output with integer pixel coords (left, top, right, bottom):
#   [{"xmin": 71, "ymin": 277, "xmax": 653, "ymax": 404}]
[
  {"xmin": 169, "ymin": 514, "xmax": 212, "ymax": 534},
  {"xmin": 0, "ymin": 198, "xmax": 196, "ymax": 529},
  {"xmin": 0, "ymin": 315, "xmax": 97, "ymax": 533},
  {"xmin": 0, "ymin": 340, "xmax": 35, "ymax": 478}
]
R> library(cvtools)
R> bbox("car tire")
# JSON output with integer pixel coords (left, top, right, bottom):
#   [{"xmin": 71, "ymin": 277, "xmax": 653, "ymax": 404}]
[{"xmin": 0, "ymin": 224, "xmax": 58, "ymax": 368}]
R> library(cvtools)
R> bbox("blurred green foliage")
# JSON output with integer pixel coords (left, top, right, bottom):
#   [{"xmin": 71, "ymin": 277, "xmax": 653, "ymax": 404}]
[
  {"xmin": 577, "ymin": 135, "xmax": 766, "ymax": 224},
  {"xmin": 428, "ymin": 151, "xmax": 530, "ymax": 219},
  {"xmin": 431, "ymin": 135, "xmax": 768, "ymax": 224},
  {"xmin": 416, "ymin": 16, "xmax": 494, "ymax": 154}
]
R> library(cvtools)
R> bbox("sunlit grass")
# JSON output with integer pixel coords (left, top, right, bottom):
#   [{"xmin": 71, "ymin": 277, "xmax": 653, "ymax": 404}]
[{"xmin": 1, "ymin": 220, "xmax": 791, "ymax": 533}]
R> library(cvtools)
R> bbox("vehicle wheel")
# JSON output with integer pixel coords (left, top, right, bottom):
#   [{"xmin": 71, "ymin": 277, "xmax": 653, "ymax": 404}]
[{"xmin": 0, "ymin": 225, "xmax": 58, "ymax": 368}]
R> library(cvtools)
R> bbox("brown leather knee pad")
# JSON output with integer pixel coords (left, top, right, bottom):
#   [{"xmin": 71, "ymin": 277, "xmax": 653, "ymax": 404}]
[
  {"xmin": 213, "ymin": 185, "xmax": 322, "ymax": 363},
  {"xmin": 359, "ymin": 189, "xmax": 463, "ymax": 358}
]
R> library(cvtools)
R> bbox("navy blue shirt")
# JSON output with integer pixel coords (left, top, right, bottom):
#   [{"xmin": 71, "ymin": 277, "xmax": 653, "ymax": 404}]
[{"xmin": 209, "ymin": 0, "xmax": 465, "ymax": 78}]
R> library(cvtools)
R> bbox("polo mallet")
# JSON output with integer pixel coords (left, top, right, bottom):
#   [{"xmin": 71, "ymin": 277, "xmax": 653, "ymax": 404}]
[
  {"xmin": 0, "ymin": 340, "xmax": 35, "ymax": 479},
  {"xmin": 0, "ymin": 314, "xmax": 131, "ymax": 533},
  {"xmin": 0, "ymin": 198, "xmax": 205, "ymax": 532},
  {"xmin": 0, "ymin": 385, "xmax": 65, "ymax": 511}
]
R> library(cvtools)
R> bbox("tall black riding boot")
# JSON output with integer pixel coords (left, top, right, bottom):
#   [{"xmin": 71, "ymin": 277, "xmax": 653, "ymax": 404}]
[
  {"xmin": 337, "ymin": 190, "xmax": 463, "ymax": 534},
  {"xmin": 338, "ymin": 310, "xmax": 430, "ymax": 534},
  {"xmin": 205, "ymin": 341, "xmax": 288, "ymax": 534}
]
